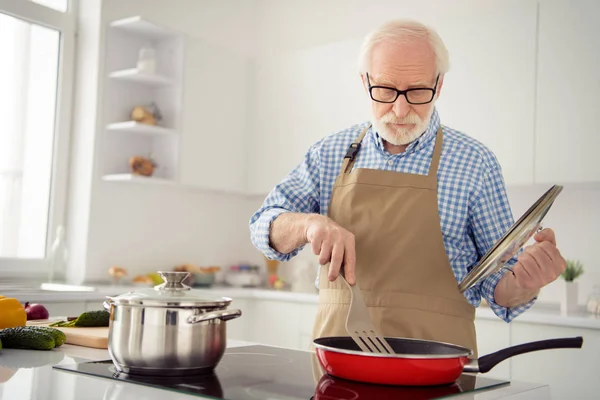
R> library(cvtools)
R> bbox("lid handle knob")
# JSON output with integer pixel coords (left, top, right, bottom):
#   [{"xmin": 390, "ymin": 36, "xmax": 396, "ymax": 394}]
[{"xmin": 154, "ymin": 271, "xmax": 191, "ymax": 292}]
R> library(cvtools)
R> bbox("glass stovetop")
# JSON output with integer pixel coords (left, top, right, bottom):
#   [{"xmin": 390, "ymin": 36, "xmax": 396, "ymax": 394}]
[{"xmin": 53, "ymin": 345, "xmax": 510, "ymax": 400}]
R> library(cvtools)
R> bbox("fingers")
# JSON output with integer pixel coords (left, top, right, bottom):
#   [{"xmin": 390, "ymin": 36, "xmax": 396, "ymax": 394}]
[
  {"xmin": 534, "ymin": 228, "xmax": 556, "ymax": 246},
  {"xmin": 328, "ymin": 242, "xmax": 344, "ymax": 280},
  {"xmin": 306, "ymin": 217, "xmax": 356, "ymax": 284},
  {"xmin": 514, "ymin": 239, "xmax": 566, "ymax": 291},
  {"xmin": 343, "ymin": 235, "xmax": 357, "ymax": 285}
]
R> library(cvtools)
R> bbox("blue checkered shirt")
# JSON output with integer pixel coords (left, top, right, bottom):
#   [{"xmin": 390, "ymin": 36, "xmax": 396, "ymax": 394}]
[{"xmin": 249, "ymin": 107, "xmax": 536, "ymax": 323}]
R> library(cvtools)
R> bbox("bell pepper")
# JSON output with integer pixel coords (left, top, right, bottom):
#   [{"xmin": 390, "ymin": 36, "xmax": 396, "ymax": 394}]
[{"xmin": 0, "ymin": 296, "xmax": 27, "ymax": 329}]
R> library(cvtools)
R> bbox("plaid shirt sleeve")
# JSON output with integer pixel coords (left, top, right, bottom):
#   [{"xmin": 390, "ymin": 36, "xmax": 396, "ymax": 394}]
[
  {"xmin": 470, "ymin": 162, "xmax": 537, "ymax": 322},
  {"xmin": 249, "ymin": 141, "xmax": 323, "ymax": 261}
]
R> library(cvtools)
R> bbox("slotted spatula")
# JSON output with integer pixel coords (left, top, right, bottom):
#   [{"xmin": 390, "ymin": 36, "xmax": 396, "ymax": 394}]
[{"xmin": 340, "ymin": 274, "xmax": 395, "ymax": 354}]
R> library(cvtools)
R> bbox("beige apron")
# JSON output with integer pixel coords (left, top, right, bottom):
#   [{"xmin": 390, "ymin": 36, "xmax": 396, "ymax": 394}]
[{"xmin": 310, "ymin": 124, "xmax": 477, "ymax": 367}]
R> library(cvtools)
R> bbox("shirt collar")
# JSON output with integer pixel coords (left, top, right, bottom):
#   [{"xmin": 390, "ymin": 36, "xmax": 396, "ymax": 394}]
[{"xmin": 369, "ymin": 107, "xmax": 441, "ymax": 154}]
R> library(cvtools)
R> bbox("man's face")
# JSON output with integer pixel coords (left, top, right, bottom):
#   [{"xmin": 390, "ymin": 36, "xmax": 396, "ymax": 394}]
[{"xmin": 363, "ymin": 39, "xmax": 443, "ymax": 146}]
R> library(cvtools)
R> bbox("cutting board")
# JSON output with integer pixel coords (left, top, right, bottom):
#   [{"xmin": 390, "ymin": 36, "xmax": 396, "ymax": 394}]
[{"xmin": 26, "ymin": 319, "xmax": 109, "ymax": 349}]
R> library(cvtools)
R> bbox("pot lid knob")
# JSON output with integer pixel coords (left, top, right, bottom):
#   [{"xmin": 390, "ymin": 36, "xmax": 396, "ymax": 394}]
[{"xmin": 154, "ymin": 271, "xmax": 191, "ymax": 292}]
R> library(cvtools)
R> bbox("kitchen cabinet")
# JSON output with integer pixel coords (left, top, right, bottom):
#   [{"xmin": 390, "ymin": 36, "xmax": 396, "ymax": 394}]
[
  {"xmin": 534, "ymin": 0, "xmax": 600, "ymax": 184},
  {"xmin": 250, "ymin": 299, "xmax": 303, "ymax": 349},
  {"xmin": 179, "ymin": 40, "xmax": 250, "ymax": 194},
  {"xmin": 43, "ymin": 302, "xmax": 87, "ymax": 318},
  {"xmin": 473, "ymin": 318, "xmax": 511, "ymax": 380},
  {"xmin": 510, "ymin": 322, "xmax": 599, "ymax": 399},
  {"xmin": 426, "ymin": 0, "xmax": 538, "ymax": 186},
  {"xmin": 249, "ymin": 0, "xmax": 539, "ymax": 195},
  {"xmin": 250, "ymin": 39, "xmax": 370, "ymax": 195}
]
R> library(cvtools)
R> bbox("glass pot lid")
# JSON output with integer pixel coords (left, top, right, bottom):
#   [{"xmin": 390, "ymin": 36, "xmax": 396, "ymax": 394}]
[
  {"xmin": 458, "ymin": 185, "xmax": 563, "ymax": 294},
  {"xmin": 105, "ymin": 271, "xmax": 232, "ymax": 307}
]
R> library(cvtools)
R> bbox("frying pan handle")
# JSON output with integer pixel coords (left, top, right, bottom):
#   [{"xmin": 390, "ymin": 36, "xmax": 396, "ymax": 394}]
[{"xmin": 477, "ymin": 336, "xmax": 583, "ymax": 373}]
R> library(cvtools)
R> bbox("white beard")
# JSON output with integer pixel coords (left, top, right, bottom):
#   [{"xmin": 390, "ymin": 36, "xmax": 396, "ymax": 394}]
[{"xmin": 372, "ymin": 105, "xmax": 435, "ymax": 146}]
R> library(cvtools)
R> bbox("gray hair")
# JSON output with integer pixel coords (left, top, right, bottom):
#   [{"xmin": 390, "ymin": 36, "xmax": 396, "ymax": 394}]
[{"xmin": 358, "ymin": 19, "xmax": 450, "ymax": 75}]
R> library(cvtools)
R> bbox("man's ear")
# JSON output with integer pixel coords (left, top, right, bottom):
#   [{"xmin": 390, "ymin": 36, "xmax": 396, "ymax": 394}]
[
  {"xmin": 435, "ymin": 74, "xmax": 445, "ymax": 99},
  {"xmin": 360, "ymin": 73, "xmax": 369, "ymax": 94}
]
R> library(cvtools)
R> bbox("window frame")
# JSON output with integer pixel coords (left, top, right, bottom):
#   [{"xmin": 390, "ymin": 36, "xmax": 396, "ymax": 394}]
[{"xmin": 0, "ymin": 0, "xmax": 76, "ymax": 279}]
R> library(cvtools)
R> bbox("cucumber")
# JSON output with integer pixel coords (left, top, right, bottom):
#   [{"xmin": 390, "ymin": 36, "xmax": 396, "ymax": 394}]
[
  {"xmin": 0, "ymin": 327, "xmax": 55, "ymax": 350},
  {"xmin": 25, "ymin": 326, "xmax": 66, "ymax": 347}
]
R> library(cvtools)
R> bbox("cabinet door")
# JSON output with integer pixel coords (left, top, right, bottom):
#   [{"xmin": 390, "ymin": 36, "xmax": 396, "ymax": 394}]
[
  {"xmin": 251, "ymin": 300, "xmax": 301, "ymax": 349},
  {"xmin": 226, "ymin": 298, "xmax": 255, "ymax": 342},
  {"xmin": 180, "ymin": 40, "xmax": 250, "ymax": 194},
  {"xmin": 534, "ymin": 0, "xmax": 600, "ymax": 183},
  {"xmin": 249, "ymin": 39, "xmax": 370, "ymax": 195},
  {"xmin": 511, "ymin": 323, "xmax": 599, "ymax": 399},
  {"xmin": 433, "ymin": 0, "xmax": 538, "ymax": 185},
  {"xmin": 44, "ymin": 302, "xmax": 87, "ymax": 318},
  {"xmin": 474, "ymin": 318, "xmax": 511, "ymax": 380}
]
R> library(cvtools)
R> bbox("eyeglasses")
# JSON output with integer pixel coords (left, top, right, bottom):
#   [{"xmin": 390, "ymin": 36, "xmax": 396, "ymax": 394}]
[{"xmin": 366, "ymin": 73, "xmax": 439, "ymax": 105}]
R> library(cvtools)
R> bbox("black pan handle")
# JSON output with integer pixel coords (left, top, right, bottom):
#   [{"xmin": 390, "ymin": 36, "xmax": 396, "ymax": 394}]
[{"xmin": 477, "ymin": 336, "xmax": 583, "ymax": 373}]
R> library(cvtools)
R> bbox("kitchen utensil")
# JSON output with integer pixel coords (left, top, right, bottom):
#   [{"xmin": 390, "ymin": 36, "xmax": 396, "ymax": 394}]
[
  {"xmin": 103, "ymin": 271, "xmax": 242, "ymax": 376},
  {"xmin": 313, "ymin": 335, "xmax": 582, "ymax": 386},
  {"xmin": 27, "ymin": 321, "xmax": 108, "ymax": 349},
  {"xmin": 458, "ymin": 184, "xmax": 563, "ymax": 293},
  {"xmin": 340, "ymin": 274, "xmax": 394, "ymax": 354}
]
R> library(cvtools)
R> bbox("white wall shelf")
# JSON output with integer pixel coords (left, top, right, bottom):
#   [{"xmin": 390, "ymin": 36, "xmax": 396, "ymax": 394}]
[
  {"xmin": 101, "ymin": 16, "xmax": 184, "ymax": 183},
  {"xmin": 102, "ymin": 173, "xmax": 176, "ymax": 185},
  {"xmin": 108, "ymin": 68, "xmax": 174, "ymax": 87},
  {"xmin": 106, "ymin": 121, "xmax": 176, "ymax": 137},
  {"xmin": 110, "ymin": 16, "xmax": 178, "ymax": 41}
]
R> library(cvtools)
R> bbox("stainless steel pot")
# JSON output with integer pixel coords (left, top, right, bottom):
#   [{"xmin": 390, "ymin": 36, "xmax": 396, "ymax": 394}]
[{"xmin": 103, "ymin": 271, "xmax": 242, "ymax": 376}]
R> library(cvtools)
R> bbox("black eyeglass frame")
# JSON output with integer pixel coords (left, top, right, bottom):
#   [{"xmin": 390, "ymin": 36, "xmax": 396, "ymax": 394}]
[{"xmin": 366, "ymin": 72, "xmax": 440, "ymax": 105}]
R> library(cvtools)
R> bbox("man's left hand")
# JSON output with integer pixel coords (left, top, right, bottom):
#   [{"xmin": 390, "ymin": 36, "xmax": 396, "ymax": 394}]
[{"xmin": 512, "ymin": 228, "xmax": 567, "ymax": 291}]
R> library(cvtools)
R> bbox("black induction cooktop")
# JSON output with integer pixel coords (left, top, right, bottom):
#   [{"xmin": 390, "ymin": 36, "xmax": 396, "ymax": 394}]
[{"xmin": 53, "ymin": 344, "xmax": 510, "ymax": 400}]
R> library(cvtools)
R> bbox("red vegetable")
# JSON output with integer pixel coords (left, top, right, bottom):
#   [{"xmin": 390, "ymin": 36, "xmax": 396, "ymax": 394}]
[{"xmin": 24, "ymin": 302, "xmax": 49, "ymax": 320}]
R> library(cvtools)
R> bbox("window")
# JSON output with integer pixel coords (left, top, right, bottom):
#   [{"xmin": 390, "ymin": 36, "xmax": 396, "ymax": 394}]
[{"xmin": 0, "ymin": 0, "xmax": 75, "ymax": 278}]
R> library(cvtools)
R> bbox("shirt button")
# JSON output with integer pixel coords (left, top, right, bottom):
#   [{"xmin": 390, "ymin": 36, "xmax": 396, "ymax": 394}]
[{"xmin": 387, "ymin": 160, "xmax": 393, "ymax": 165}]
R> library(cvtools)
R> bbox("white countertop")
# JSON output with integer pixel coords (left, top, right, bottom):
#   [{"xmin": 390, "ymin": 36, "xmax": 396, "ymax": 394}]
[
  {"xmin": 6, "ymin": 283, "xmax": 600, "ymax": 330},
  {"xmin": 0, "ymin": 339, "xmax": 551, "ymax": 400}
]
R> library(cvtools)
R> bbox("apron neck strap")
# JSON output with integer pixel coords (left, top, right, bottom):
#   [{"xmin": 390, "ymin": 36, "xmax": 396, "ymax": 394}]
[
  {"xmin": 341, "ymin": 124, "xmax": 371, "ymax": 173},
  {"xmin": 428, "ymin": 126, "xmax": 444, "ymax": 180},
  {"xmin": 340, "ymin": 125, "xmax": 444, "ymax": 178}
]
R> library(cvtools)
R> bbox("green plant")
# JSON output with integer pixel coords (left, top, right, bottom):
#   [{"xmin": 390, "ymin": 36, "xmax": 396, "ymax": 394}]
[{"xmin": 561, "ymin": 260, "xmax": 584, "ymax": 282}]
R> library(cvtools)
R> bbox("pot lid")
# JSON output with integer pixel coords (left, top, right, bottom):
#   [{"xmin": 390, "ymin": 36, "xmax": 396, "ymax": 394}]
[
  {"xmin": 458, "ymin": 185, "xmax": 563, "ymax": 294},
  {"xmin": 106, "ymin": 271, "xmax": 232, "ymax": 307}
]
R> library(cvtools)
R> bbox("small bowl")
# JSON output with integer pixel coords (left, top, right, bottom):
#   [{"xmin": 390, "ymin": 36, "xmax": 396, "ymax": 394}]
[{"xmin": 192, "ymin": 272, "xmax": 216, "ymax": 288}]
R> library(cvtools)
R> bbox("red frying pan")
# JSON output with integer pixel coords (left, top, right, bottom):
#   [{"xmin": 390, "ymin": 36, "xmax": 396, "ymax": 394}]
[{"xmin": 313, "ymin": 335, "xmax": 583, "ymax": 386}]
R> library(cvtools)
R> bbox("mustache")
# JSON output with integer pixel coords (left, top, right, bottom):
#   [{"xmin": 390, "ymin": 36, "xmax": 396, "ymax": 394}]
[{"xmin": 379, "ymin": 112, "xmax": 422, "ymax": 125}]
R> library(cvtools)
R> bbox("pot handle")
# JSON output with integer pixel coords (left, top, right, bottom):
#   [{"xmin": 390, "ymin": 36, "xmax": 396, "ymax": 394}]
[
  {"xmin": 187, "ymin": 309, "xmax": 242, "ymax": 324},
  {"xmin": 472, "ymin": 336, "xmax": 583, "ymax": 373}
]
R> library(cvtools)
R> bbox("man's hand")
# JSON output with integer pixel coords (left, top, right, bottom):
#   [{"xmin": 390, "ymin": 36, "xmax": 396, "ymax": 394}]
[
  {"xmin": 513, "ymin": 228, "xmax": 566, "ymax": 290},
  {"xmin": 495, "ymin": 228, "xmax": 566, "ymax": 307},
  {"xmin": 305, "ymin": 215, "xmax": 356, "ymax": 285}
]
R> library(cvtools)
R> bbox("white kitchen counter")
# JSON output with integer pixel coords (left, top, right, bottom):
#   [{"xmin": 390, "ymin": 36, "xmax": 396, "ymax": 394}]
[
  {"xmin": 5, "ymin": 283, "xmax": 600, "ymax": 330},
  {"xmin": 0, "ymin": 339, "xmax": 551, "ymax": 400}
]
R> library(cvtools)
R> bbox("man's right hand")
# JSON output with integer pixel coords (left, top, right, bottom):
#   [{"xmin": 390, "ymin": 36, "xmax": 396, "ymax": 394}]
[{"xmin": 304, "ymin": 215, "xmax": 356, "ymax": 285}]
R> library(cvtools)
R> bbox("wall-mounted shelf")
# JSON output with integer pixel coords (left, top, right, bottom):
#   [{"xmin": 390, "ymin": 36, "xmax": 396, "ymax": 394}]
[
  {"xmin": 101, "ymin": 16, "xmax": 184, "ymax": 184},
  {"xmin": 110, "ymin": 16, "xmax": 178, "ymax": 41},
  {"xmin": 106, "ymin": 121, "xmax": 176, "ymax": 137},
  {"xmin": 108, "ymin": 68, "xmax": 174, "ymax": 87},
  {"xmin": 102, "ymin": 174, "xmax": 176, "ymax": 185}
]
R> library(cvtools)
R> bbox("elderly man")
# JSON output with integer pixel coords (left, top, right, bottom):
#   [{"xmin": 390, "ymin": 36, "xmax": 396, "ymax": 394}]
[{"xmin": 249, "ymin": 19, "xmax": 566, "ymax": 353}]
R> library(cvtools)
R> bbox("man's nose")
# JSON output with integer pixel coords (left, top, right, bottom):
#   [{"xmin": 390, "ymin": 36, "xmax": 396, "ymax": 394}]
[{"xmin": 392, "ymin": 94, "xmax": 411, "ymax": 118}]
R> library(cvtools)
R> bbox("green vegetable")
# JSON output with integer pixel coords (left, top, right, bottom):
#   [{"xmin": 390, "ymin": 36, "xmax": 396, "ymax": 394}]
[
  {"xmin": 0, "ymin": 327, "xmax": 55, "ymax": 350},
  {"xmin": 25, "ymin": 326, "xmax": 66, "ymax": 347},
  {"xmin": 49, "ymin": 310, "xmax": 110, "ymax": 328}
]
